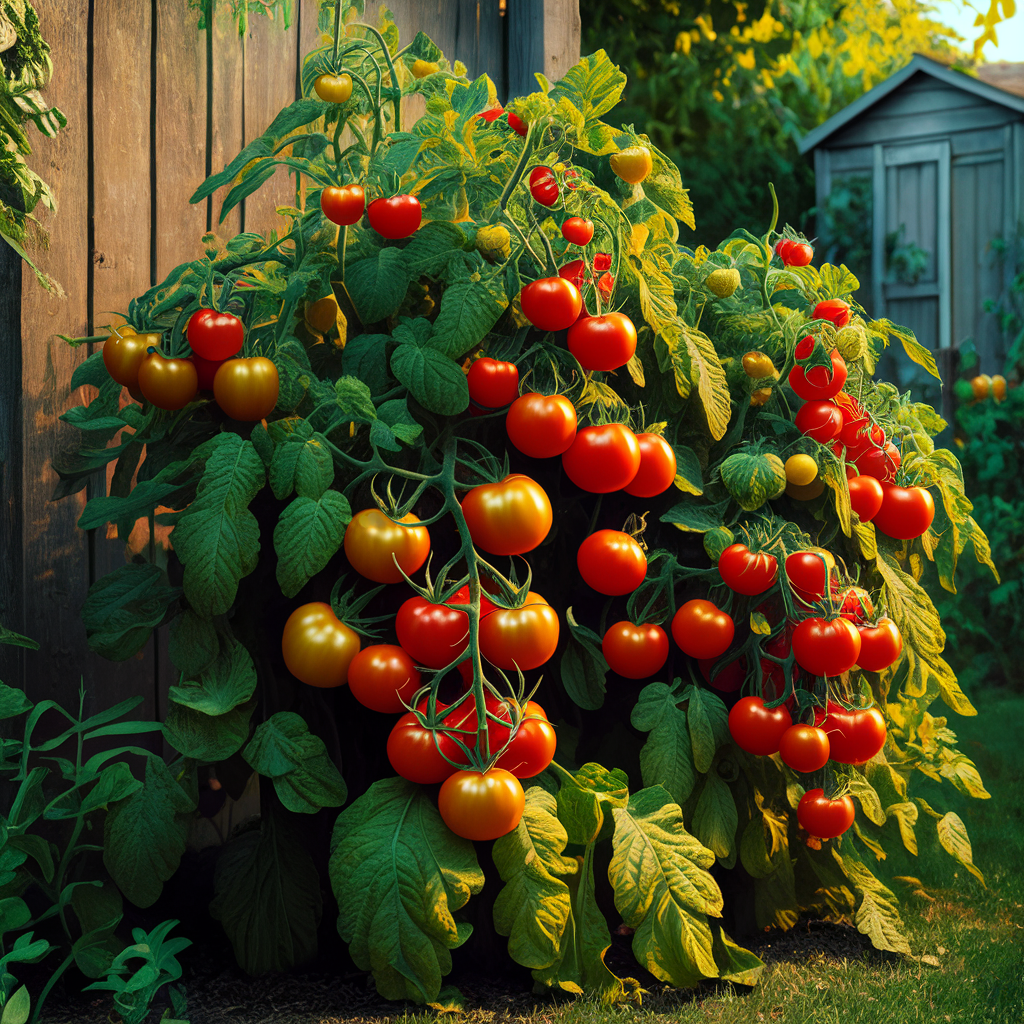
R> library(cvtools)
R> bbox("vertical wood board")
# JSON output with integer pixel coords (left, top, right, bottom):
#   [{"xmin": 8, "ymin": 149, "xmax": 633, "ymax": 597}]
[{"xmin": 210, "ymin": 4, "xmax": 245, "ymax": 238}]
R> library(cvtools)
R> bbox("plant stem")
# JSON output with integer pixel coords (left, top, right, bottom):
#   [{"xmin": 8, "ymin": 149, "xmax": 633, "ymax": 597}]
[
  {"xmin": 331, "ymin": 0, "xmax": 342, "ymax": 65},
  {"xmin": 29, "ymin": 949, "xmax": 76, "ymax": 1024},
  {"xmin": 351, "ymin": 23, "xmax": 402, "ymax": 134}
]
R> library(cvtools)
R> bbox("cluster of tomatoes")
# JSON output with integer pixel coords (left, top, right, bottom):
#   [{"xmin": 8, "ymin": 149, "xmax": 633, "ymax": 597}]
[{"xmin": 102, "ymin": 310, "xmax": 280, "ymax": 420}]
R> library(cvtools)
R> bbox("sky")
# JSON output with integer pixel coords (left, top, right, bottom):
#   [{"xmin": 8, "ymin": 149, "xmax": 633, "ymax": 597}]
[{"xmin": 931, "ymin": 1, "xmax": 1024, "ymax": 60}]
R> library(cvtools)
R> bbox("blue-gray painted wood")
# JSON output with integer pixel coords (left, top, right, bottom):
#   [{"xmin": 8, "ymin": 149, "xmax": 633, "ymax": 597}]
[
  {"xmin": 827, "ymin": 102, "xmax": 1021, "ymax": 149},
  {"xmin": 507, "ymin": 0, "xmax": 546, "ymax": 100}
]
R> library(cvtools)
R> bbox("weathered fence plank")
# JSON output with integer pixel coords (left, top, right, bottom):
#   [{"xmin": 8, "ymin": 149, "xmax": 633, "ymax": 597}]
[{"xmin": 210, "ymin": 4, "xmax": 245, "ymax": 238}]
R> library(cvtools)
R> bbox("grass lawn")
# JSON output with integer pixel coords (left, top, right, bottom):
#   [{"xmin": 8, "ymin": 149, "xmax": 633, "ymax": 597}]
[{"xmin": 362, "ymin": 689, "xmax": 1024, "ymax": 1024}]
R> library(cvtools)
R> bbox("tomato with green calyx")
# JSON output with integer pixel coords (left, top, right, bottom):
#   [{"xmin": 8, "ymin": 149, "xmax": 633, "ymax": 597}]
[
  {"xmin": 396, "ymin": 596, "xmax": 471, "ymax": 669},
  {"xmin": 775, "ymin": 239, "xmax": 813, "ymax": 267},
  {"xmin": 561, "ymin": 423, "xmax": 641, "ymax": 492},
  {"xmin": 873, "ymin": 484, "xmax": 935, "ymax": 540},
  {"xmin": 506, "ymin": 392, "xmax": 577, "ymax": 458},
  {"xmin": 343, "ymin": 508, "xmax": 430, "ymax": 584},
  {"xmin": 742, "ymin": 351, "xmax": 776, "ymax": 379},
  {"xmin": 520, "ymin": 277, "xmax": 582, "ymax": 331},
  {"xmin": 347, "ymin": 645, "xmax": 420, "ymax": 713},
  {"xmin": 528, "ymin": 165, "xmax": 559, "ymax": 207},
  {"xmin": 839, "ymin": 585, "xmax": 874, "ymax": 624},
  {"xmin": 785, "ymin": 454, "xmax": 818, "ymax": 487},
  {"xmin": 792, "ymin": 616, "xmax": 861, "ymax": 676},
  {"xmin": 213, "ymin": 357, "xmax": 279, "ymax": 421},
  {"xmin": 856, "ymin": 618, "xmax": 902, "ymax": 672},
  {"xmin": 779, "ymin": 724, "xmax": 830, "ymax": 773},
  {"xmin": 798, "ymin": 789, "xmax": 854, "ymax": 840},
  {"xmin": 562, "ymin": 217, "xmax": 594, "ymax": 245},
  {"xmin": 138, "ymin": 350, "xmax": 199, "ymax": 410},
  {"xmin": 281, "ymin": 602, "xmax": 360, "ymax": 688},
  {"xmin": 567, "ymin": 313, "xmax": 637, "ymax": 371},
  {"xmin": 602, "ymin": 622, "xmax": 669, "ymax": 679},
  {"xmin": 103, "ymin": 328, "xmax": 160, "ymax": 388},
  {"xmin": 479, "ymin": 591, "xmax": 559, "ymax": 671},
  {"xmin": 314, "ymin": 73, "xmax": 352, "ymax": 102},
  {"xmin": 813, "ymin": 299, "xmax": 851, "ymax": 329},
  {"xmin": 785, "ymin": 549, "xmax": 835, "ymax": 605},
  {"xmin": 854, "ymin": 441, "xmax": 900, "ymax": 482},
  {"xmin": 839, "ymin": 416, "xmax": 884, "ymax": 454},
  {"xmin": 795, "ymin": 400, "xmax": 842, "ymax": 443},
  {"xmin": 728, "ymin": 696, "xmax": 792, "ymax": 756},
  {"xmin": 387, "ymin": 708, "xmax": 461, "ymax": 783},
  {"xmin": 321, "ymin": 184, "xmax": 365, "ymax": 226},
  {"xmin": 438, "ymin": 769, "xmax": 525, "ymax": 841},
  {"xmin": 577, "ymin": 530, "xmax": 647, "ymax": 596},
  {"xmin": 717, "ymin": 543, "xmax": 778, "ymax": 596},
  {"xmin": 189, "ymin": 353, "xmax": 223, "ymax": 391},
  {"xmin": 672, "ymin": 599, "xmax": 734, "ymax": 660},
  {"xmin": 788, "ymin": 337, "xmax": 847, "ymax": 400},
  {"xmin": 367, "ymin": 194, "xmax": 421, "ymax": 239},
  {"xmin": 848, "ymin": 474, "xmax": 884, "ymax": 522},
  {"xmin": 496, "ymin": 716, "xmax": 557, "ymax": 778},
  {"xmin": 467, "ymin": 357, "xmax": 519, "ymax": 408},
  {"xmin": 187, "ymin": 308, "xmax": 244, "ymax": 361},
  {"xmin": 623, "ymin": 433, "xmax": 676, "ymax": 497},
  {"xmin": 462, "ymin": 474, "xmax": 552, "ymax": 556},
  {"xmin": 814, "ymin": 703, "xmax": 887, "ymax": 764},
  {"xmin": 609, "ymin": 145, "xmax": 652, "ymax": 184}
]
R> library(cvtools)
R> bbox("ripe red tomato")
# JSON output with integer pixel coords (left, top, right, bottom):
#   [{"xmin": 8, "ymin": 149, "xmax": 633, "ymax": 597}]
[
  {"xmin": 387, "ymin": 709, "xmax": 461, "ymax": 783},
  {"xmin": 717, "ymin": 543, "xmax": 778, "ymax": 596},
  {"xmin": 343, "ymin": 508, "xmax": 430, "ymax": 584},
  {"xmin": 562, "ymin": 423, "xmax": 641, "ymax": 492},
  {"xmin": 785, "ymin": 550, "xmax": 835, "ymax": 605},
  {"xmin": 779, "ymin": 240, "xmax": 813, "ymax": 267},
  {"xmin": 558, "ymin": 259, "xmax": 587, "ymax": 291},
  {"xmin": 479, "ymin": 592, "xmax": 559, "ymax": 671},
  {"xmin": 788, "ymin": 337, "xmax": 848, "ymax": 400},
  {"xmin": 839, "ymin": 585, "xmax": 874, "ymax": 624},
  {"xmin": 779, "ymin": 724, "xmax": 830, "ymax": 772},
  {"xmin": 839, "ymin": 417, "xmax": 884, "ymax": 455},
  {"xmin": 795, "ymin": 400, "xmax": 843, "ymax": 443},
  {"xmin": 848, "ymin": 474, "xmax": 884, "ymax": 522},
  {"xmin": 396, "ymin": 596, "xmax": 471, "ymax": 669},
  {"xmin": 671, "ymin": 600, "xmax": 734, "ymax": 659},
  {"xmin": 792, "ymin": 617, "xmax": 862, "ymax": 676},
  {"xmin": 728, "ymin": 696, "xmax": 792, "ymax": 756},
  {"xmin": 813, "ymin": 703, "xmax": 887, "ymax": 764},
  {"xmin": 103, "ymin": 328, "xmax": 159, "ymax": 388},
  {"xmin": 857, "ymin": 618, "xmax": 902, "ymax": 672},
  {"xmin": 567, "ymin": 313, "xmax": 637, "ymax": 372},
  {"xmin": 562, "ymin": 217, "xmax": 594, "ymax": 245},
  {"xmin": 467, "ymin": 358, "xmax": 519, "ymax": 408},
  {"xmin": 506, "ymin": 392, "xmax": 577, "ymax": 458},
  {"xmin": 602, "ymin": 622, "xmax": 669, "ymax": 679},
  {"xmin": 347, "ymin": 645, "xmax": 420, "ymax": 713},
  {"xmin": 508, "ymin": 112, "xmax": 527, "ymax": 136},
  {"xmin": 853, "ymin": 441, "xmax": 901, "ymax": 482},
  {"xmin": 577, "ymin": 530, "xmax": 647, "ymax": 596},
  {"xmin": 462, "ymin": 474, "xmax": 552, "ymax": 556},
  {"xmin": 321, "ymin": 184, "xmax": 365, "ymax": 226},
  {"xmin": 137, "ymin": 350, "xmax": 199, "ymax": 410},
  {"xmin": 520, "ymin": 277, "xmax": 582, "ymax": 331},
  {"xmin": 281, "ymin": 602, "xmax": 360, "ymax": 688},
  {"xmin": 873, "ymin": 484, "xmax": 935, "ymax": 540},
  {"xmin": 623, "ymin": 433, "xmax": 677, "ymax": 497},
  {"xmin": 367, "ymin": 194, "xmax": 421, "ymax": 239},
  {"xmin": 597, "ymin": 272, "xmax": 614, "ymax": 300},
  {"xmin": 496, "ymin": 716, "xmax": 557, "ymax": 778},
  {"xmin": 528, "ymin": 165, "xmax": 559, "ymax": 207},
  {"xmin": 813, "ymin": 299, "xmax": 851, "ymax": 329},
  {"xmin": 593, "ymin": 252, "xmax": 611, "ymax": 272},
  {"xmin": 213, "ymin": 357, "xmax": 279, "ymax": 421},
  {"xmin": 445, "ymin": 583, "xmax": 497, "ymax": 618},
  {"xmin": 479, "ymin": 106, "xmax": 504, "ymax": 124},
  {"xmin": 187, "ymin": 308, "xmax": 244, "ymax": 361},
  {"xmin": 438, "ymin": 769, "xmax": 526, "ymax": 840},
  {"xmin": 189, "ymin": 353, "xmax": 223, "ymax": 391},
  {"xmin": 797, "ymin": 789, "xmax": 855, "ymax": 839},
  {"xmin": 439, "ymin": 694, "xmax": 514, "ymax": 759}
]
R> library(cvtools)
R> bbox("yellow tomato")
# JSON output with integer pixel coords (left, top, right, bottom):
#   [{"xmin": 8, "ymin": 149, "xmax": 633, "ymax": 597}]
[
  {"xmin": 742, "ymin": 351, "xmax": 776, "ymax": 379},
  {"xmin": 991, "ymin": 374, "xmax": 1007, "ymax": 401},
  {"xmin": 281, "ymin": 602, "xmax": 360, "ymax": 688},
  {"xmin": 314, "ymin": 73, "xmax": 353, "ymax": 103},
  {"xmin": 785, "ymin": 454, "xmax": 819, "ymax": 487},
  {"xmin": 970, "ymin": 374, "xmax": 992, "ymax": 401},
  {"xmin": 609, "ymin": 146, "xmax": 653, "ymax": 184},
  {"xmin": 750, "ymin": 387, "xmax": 772, "ymax": 407},
  {"xmin": 343, "ymin": 508, "xmax": 431, "ymax": 584}
]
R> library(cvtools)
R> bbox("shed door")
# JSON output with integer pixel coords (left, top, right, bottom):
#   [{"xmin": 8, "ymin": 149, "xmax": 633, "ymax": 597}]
[{"xmin": 872, "ymin": 141, "xmax": 951, "ymax": 362}]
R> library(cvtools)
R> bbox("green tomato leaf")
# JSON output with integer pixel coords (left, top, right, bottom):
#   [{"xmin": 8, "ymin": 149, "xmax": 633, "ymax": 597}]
[
  {"xmin": 268, "ymin": 429, "xmax": 334, "ymax": 500},
  {"xmin": 274, "ymin": 491, "xmax": 352, "ymax": 599},
  {"xmin": 550, "ymin": 49, "xmax": 626, "ymax": 125},
  {"xmin": 173, "ymin": 433, "xmax": 266, "ymax": 617},
  {"xmin": 690, "ymin": 772, "xmax": 738, "ymax": 862},
  {"xmin": 559, "ymin": 608, "xmax": 608, "ymax": 711},
  {"xmin": 683, "ymin": 685, "xmax": 730, "ymax": 774},
  {"xmin": 935, "ymin": 811, "xmax": 984, "ymax": 884},
  {"xmin": 661, "ymin": 499, "xmax": 729, "ymax": 534},
  {"xmin": 554, "ymin": 763, "xmax": 629, "ymax": 846},
  {"xmin": 244, "ymin": 712, "xmax": 347, "ymax": 814},
  {"xmin": 401, "ymin": 221, "xmax": 468, "ymax": 277},
  {"xmin": 330, "ymin": 778, "xmax": 484, "ymax": 1003},
  {"xmin": 429, "ymin": 277, "xmax": 508, "ymax": 360},
  {"xmin": 167, "ymin": 610, "xmax": 220, "ymax": 678},
  {"xmin": 0, "ymin": 682, "xmax": 32, "ymax": 720},
  {"xmin": 169, "ymin": 640, "xmax": 257, "ymax": 717},
  {"xmin": 210, "ymin": 806, "xmax": 323, "ymax": 973},
  {"xmin": 832, "ymin": 847, "xmax": 911, "ymax": 955},
  {"xmin": 492, "ymin": 787, "xmax": 579, "ymax": 970},
  {"xmin": 390, "ymin": 342, "xmax": 469, "ymax": 416},
  {"xmin": 632, "ymin": 683, "xmax": 696, "ymax": 804},
  {"xmin": 346, "ymin": 248, "xmax": 411, "ymax": 324},
  {"xmin": 163, "ymin": 700, "xmax": 255, "ymax": 763},
  {"xmin": 342, "ymin": 333, "xmax": 392, "ymax": 396},
  {"xmin": 609, "ymin": 785, "xmax": 723, "ymax": 988}
]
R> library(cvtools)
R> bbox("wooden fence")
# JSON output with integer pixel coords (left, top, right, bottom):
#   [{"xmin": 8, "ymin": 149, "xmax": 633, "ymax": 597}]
[{"xmin": 1, "ymin": 0, "xmax": 580, "ymax": 723}]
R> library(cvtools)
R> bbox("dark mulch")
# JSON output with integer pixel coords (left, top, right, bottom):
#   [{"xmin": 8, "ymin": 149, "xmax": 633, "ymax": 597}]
[{"xmin": 36, "ymin": 918, "xmax": 878, "ymax": 1024}]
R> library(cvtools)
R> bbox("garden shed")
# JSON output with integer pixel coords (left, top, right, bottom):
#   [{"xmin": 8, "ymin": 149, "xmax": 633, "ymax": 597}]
[{"xmin": 800, "ymin": 54, "xmax": 1024, "ymax": 404}]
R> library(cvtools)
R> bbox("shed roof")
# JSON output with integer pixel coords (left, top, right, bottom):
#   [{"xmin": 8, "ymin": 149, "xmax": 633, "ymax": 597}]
[{"xmin": 798, "ymin": 53, "xmax": 1024, "ymax": 154}]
